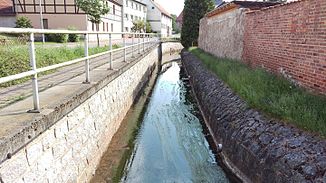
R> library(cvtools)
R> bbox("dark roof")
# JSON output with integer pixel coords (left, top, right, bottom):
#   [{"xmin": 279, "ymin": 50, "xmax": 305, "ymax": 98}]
[
  {"xmin": 215, "ymin": 0, "xmax": 224, "ymax": 7},
  {"xmin": 232, "ymin": 1, "xmax": 280, "ymax": 9},
  {"xmin": 151, "ymin": 0, "xmax": 172, "ymax": 18},
  {"xmin": 0, "ymin": 0, "xmax": 14, "ymax": 15},
  {"xmin": 132, "ymin": 0, "xmax": 147, "ymax": 6},
  {"xmin": 176, "ymin": 10, "xmax": 183, "ymax": 23},
  {"xmin": 111, "ymin": 0, "xmax": 123, "ymax": 6},
  {"xmin": 207, "ymin": 0, "xmax": 280, "ymax": 17}
]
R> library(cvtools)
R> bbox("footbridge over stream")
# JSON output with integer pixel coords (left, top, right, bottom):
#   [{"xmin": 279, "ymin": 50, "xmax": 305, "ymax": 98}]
[{"xmin": 0, "ymin": 27, "xmax": 183, "ymax": 183}]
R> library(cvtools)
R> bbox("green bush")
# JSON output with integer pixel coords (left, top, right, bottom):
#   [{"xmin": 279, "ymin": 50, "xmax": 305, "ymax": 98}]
[
  {"xmin": 15, "ymin": 16, "xmax": 33, "ymax": 28},
  {"xmin": 46, "ymin": 33, "xmax": 68, "ymax": 43},
  {"xmin": 68, "ymin": 27, "xmax": 80, "ymax": 42}
]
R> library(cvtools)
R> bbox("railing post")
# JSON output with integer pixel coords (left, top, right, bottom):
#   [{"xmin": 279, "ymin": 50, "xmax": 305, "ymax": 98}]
[
  {"xmin": 146, "ymin": 35, "xmax": 149, "ymax": 50},
  {"xmin": 132, "ymin": 34, "xmax": 135, "ymax": 58},
  {"xmin": 143, "ymin": 34, "xmax": 145, "ymax": 52},
  {"xmin": 109, "ymin": 33, "xmax": 113, "ymax": 70},
  {"xmin": 84, "ymin": 33, "xmax": 90, "ymax": 83},
  {"xmin": 138, "ymin": 33, "xmax": 140, "ymax": 54},
  {"xmin": 123, "ymin": 33, "xmax": 126, "ymax": 62},
  {"xmin": 144, "ymin": 34, "xmax": 147, "ymax": 50},
  {"xmin": 28, "ymin": 32, "xmax": 40, "ymax": 113}
]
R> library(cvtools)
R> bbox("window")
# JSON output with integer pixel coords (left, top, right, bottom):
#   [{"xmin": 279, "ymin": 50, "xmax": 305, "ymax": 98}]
[
  {"xmin": 131, "ymin": 15, "xmax": 133, "ymax": 20},
  {"xmin": 131, "ymin": 2, "xmax": 133, "ymax": 9},
  {"xmin": 125, "ymin": 14, "xmax": 128, "ymax": 20},
  {"xmin": 103, "ymin": 22, "xmax": 105, "ymax": 31},
  {"xmin": 96, "ymin": 23, "xmax": 99, "ymax": 31},
  {"xmin": 92, "ymin": 23, "xmax": 95, "ymax": 31},
  {"xmin": 113, "ymin": 5, "xmax": 116, "ymax": 14},
  {"xmin": 136, "ymin": 4, "xmax": 138, "ymax": 10},
  {"xmin": 152, "ymin": 6, "xmax": 154, "ymax": 9},
  {"xmin": 111, "ymin": 23, "xmax": 114, "ymax": 32},
  {"xmin": 107, "ymin": 23, "xmax": 109, "ymax": 32},
  {"xmin": 125, "ymin": 27, "xmax": 129, "ymax": 32},
  {"xmin": 126, "ymin": 0, "xmax": 128, "ymax": 7},
  {"xmin": 42, "ymin": 19, "xmax": 48, "ymax": 29}
]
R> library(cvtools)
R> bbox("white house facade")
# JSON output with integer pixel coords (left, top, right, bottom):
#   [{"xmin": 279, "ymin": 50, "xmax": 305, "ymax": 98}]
[
  {"xmin": 142, "ymin": 0, "xmax": 172, "ymax": 37},
  {"xmin": 123, "ymin": 0, "xmax": 147, "ymax": 32}
]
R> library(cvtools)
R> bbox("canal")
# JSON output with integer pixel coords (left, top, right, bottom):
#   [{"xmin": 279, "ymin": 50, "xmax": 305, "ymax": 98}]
[{"xmin": 92, "ymin": 54, "xmax": 231, "ymax": 183}]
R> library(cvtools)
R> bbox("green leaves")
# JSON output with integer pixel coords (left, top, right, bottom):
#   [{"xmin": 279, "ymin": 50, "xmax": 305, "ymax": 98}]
[
  {"xmin": 15, "ymin": 16, "xmax": 33, "ymax": 28},
  {"xmin": 76, "ymin": 0, "xmax": 109, "ymax": 24},
  {"xmin": 131, "ymin": 20, "xmax": 145, "ymax": 33}
]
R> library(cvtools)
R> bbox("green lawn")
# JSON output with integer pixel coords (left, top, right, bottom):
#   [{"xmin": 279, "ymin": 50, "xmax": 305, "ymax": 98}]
[
  {"xmin": 0, "ymin": 44, "xmax": 119, "ymax": 87},
  {"xmin": 189, "ymin": 47, "xmax": 326, "ymax": 137}
]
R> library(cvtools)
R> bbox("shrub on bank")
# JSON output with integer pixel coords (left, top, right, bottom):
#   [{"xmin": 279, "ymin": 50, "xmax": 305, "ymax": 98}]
[
  {"xmin": 15, "ymin": 16, "xmax": 33, "ymax": 28},
  {"xmin": 189, "ymin": 47, "xmax": 326, "ymax": 137},
  {"xmin": 68, "ymin": 27, "xmax": 80, "ymax": 42},
  {"xmin": 46, "ymin": 32, "xmax": 69, "ymax": 43}
]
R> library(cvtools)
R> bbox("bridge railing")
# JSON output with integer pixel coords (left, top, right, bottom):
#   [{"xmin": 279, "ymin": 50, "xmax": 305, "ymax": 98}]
[{"xmin": 0, "ymin": 27, "xmax": 160, "ymax": 112}]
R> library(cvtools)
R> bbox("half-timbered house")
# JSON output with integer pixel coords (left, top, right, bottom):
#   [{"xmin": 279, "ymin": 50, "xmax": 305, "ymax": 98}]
[{"xmin": 0, "ymin": 0, "xmax": 123, "ymax": 33}]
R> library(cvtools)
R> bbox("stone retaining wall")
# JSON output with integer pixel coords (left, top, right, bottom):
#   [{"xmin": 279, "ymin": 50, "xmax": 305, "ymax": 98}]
[
  {"xmin": 181, "ymin": 51, "xmax": 326, "ymax": 183},
  {"xmin": 0, "ymin": 46, "xmax": 161, "ymax": 183},
  {"xmin": 198, "ymin": 8, "xmax": 245, "ymax": 60}
]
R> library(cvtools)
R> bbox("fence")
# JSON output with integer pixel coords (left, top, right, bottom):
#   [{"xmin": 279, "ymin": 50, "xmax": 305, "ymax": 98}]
[{"xmin": 0, "ymin": 27, "xmax": 160, "ymax": 112}]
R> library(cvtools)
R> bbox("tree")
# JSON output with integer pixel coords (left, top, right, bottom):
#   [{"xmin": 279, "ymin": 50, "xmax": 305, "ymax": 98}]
[
  {"xmin": 76, "ymin": 0, "xmax": 109, "ymax": 24},
  {"xmin": 181, "ymin": 0, "xmax": 214, "ymax": 48},
  {"xmin": 171, "ymin": 14, "xmax": 180, "ymax": 34},
  {"xmin": 76, "ymin": 0, "xmax": 109, "ymax": 46},
  {"xmin": 15, "ymin": 16, "xmax": 33, "ymax": 28},
  {"xmin": 131, "ymin": 20, "xmax": 145, "ymax": 33},
  {"xmin": 146, "ymin": 21, "xmax": 152, "ymax": 33}
]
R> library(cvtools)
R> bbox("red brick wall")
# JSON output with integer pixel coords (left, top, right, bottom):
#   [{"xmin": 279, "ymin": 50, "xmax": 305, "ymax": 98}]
[{"xmin": 243, "ymin": 0, "xmax": 326, "ymax": 94}]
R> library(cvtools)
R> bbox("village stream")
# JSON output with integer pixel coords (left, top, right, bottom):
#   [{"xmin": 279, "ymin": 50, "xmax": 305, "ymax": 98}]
[{"xmin": 91, "ymin": 53, "xmax": 232, "ymax": 183}]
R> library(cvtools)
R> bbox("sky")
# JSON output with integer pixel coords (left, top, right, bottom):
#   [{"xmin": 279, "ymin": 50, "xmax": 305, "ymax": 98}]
[{"xmin": 154, "ymin": 0, "xmax": 184, "ymax": 16}]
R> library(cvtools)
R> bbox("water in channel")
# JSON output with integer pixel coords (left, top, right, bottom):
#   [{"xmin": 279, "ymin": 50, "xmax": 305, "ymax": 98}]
[{"xmin": 121, "ymin": 61, "xmax": 230, "ymax": 183}]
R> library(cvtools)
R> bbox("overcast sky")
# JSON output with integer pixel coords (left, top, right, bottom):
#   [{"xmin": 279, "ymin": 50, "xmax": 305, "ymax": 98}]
[{"xmin": 154, "ymin": 0, "xmax": 184, "ymax": 16}]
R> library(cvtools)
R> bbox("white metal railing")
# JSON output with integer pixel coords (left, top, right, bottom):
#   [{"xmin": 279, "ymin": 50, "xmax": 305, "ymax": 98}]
[{"xmin": 0, "ymin": 27, "xmax": 160, "ymax": 112}]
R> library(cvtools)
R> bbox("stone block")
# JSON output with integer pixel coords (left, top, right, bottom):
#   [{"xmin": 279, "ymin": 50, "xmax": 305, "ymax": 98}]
[
  {"xmin": 37, "ymin": 149, "xmax": 53, "ymax": 174},
  {"xmin": 0, "ymin": 150, "xmax": 29, "ymax": 183},
  {"xmin": 42, "ymin": 128, "xmax": 56, "ymax": 151},
  {"xmin": 25, "ymin": 138, "xmax": 43, "ymax": 166},
  {"xmin": 55, "ymin": 117, "xmax": 69, "ymax": 139}
]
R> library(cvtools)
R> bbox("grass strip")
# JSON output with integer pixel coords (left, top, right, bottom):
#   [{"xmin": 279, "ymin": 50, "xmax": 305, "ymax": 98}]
[
  {"xmin": 189, "ymin": 47, "xmax": 326, "ymax": 137},
  {"xmin": 0, "ymin": 44, "xmax": 119, "ymax": 87}
]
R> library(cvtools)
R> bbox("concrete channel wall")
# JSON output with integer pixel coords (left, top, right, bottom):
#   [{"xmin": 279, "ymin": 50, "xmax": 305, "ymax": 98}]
[
  {"xmin": 181, "ymin": 51, "xmax": 326, "ymax": 183},
  {"xmin": 0, "ymin": 43, "xmax": 177, "ymax": 183},
  {"xmin": 162, "ymin": 42, "xmax": 184, "ymax": 55}
]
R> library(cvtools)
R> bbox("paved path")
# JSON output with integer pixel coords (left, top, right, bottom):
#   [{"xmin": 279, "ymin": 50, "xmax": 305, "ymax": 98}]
[{"xmin": 0, "ymin": 41, "xmax": 157, "ymax": 109}]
